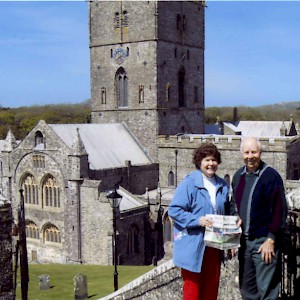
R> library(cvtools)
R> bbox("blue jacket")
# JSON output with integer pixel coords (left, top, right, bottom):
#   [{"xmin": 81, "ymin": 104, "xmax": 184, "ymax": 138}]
[{"xmin": 168, "ymin": 170, "xmax": 230, "ymax": 273}]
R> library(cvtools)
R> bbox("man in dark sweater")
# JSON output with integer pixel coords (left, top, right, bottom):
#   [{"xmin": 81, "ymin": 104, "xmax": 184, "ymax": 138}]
[{"xmin": 231, "ymin": 137, "xmax": 287, "ymax": 300}]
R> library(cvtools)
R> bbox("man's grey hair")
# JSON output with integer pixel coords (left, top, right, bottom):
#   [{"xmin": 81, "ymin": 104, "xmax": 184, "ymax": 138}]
[{"xmin": 240, "ymin": 137, "xmax": 262, "ymax": 153}]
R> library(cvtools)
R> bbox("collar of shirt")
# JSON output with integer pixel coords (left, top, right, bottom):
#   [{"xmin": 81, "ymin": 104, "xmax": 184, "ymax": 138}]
[{"xmin": 240, "ymin": 161, "xmax": 265, "ymax": 176}]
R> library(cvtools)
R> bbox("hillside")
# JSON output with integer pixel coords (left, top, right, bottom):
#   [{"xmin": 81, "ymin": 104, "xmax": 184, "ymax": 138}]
[
  {"xmin": 205, "ymin": 101, "xmax": 300, "ymax": 124},
  {"xmin": 0, "ymin": 102, "xmax": 91, "ymax": 140},
  {"xmin": 0, "ymin": 101, "xmax": 299, "ymax": 140}
]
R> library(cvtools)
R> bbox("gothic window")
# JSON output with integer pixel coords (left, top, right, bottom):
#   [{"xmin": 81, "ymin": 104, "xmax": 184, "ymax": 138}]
[
  {"xmin": 33, "ymin": 155, "xmax": 45, "ymax": 168},
  {"xmin": 122, "ymin": 11, "xmax": 129, "ymax": 27},
  {"xmin": 168, "ymin": 171, "xmax": 175, "ymax": 186},
  {"xmin": 174, "ymin": 48, "xmax": 177, "ymax": 58},
  {"xmin": 115, "ymin": 68, "xmax": 128, "ymax": 107},
  {"xmin": 44, "ymin": 224, "xmax": 61, "ymax": 243},
  {"xmin": 22, "ymin": 174, "xmax": 39, "ymax": 205},
  {"xmin": 35, "ymin": 131, "xmax": 44, "ymax": 147},
  {"xmin": 176, "ymin": 14, "xmax": 181, "ymax": 30},
  {"xmin": 138, "ymin": 85, "xmax": 144, "ymax": 103},
  {"xmin": 194, "ymin": 86, "xmax": 198, "ymax": 103},
  {"xmin": 114, "ymin": 12, "xmax": 120, "ymax": 29},
  {"xmin": 178, "ymin": 67, "xmax": 185, "ymax": 107},
  {"xmin": 42, "ymin": 175, "xmax": 60, "ymax": 208},
  {"xmin": 127, "ymin": 224, "xmax": 139, "ymax": 256},
  {"xmin": 26, "ymin": 220, "xmax": 39, "ymax": 240},
  {"xmin": 166, "ymin": 83, "xmax": 171, "ymax": 102},
  {"xmin": 164, "ymin": 214, "xmax": 173, "ymax": 242},
  {"xmin": 101, "ymin": 87, "xmax": 106, "ymax": 104}
]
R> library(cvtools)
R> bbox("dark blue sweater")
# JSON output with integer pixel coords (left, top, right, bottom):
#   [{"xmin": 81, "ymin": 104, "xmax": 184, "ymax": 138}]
[{"xmin": 231, "ymin": 161, "xmax": 287, "ymax": 240}]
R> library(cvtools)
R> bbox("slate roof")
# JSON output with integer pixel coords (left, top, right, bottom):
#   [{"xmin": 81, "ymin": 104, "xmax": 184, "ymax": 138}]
[
  {"xmin": 48, "ymin": 123, "xmax": 153, "ymax": 170},
  {"xmin": 204, "ymin": 124, "xmax": 223, "ymax": 135},
  {"xmin": 223, "ymin": 121, "xmax": 294, "ymax": 137}
]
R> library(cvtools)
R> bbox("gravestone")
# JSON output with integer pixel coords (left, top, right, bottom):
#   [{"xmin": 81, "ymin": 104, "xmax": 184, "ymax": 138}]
[
  {"xmin": 39, "ymin": 274, "xmax": 50, "ymax": 290},
  {"xmin": 74, "ymin": 273, "xmax": 88, "ymax": 300}
]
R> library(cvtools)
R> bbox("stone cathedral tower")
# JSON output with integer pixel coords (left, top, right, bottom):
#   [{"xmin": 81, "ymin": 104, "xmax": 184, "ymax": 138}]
[{"xmin": 89, "ymin": 1, "xmax": 205, "ymax": 160}]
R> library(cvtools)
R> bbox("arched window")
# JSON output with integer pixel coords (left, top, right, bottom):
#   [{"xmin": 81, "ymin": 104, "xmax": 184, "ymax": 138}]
[
  {"xmin": 115, "ymin": 68, "xmax": 128, "ymax": 107},
  {"xmin": 22, "ymin": 174, "xmax": 39, "ymax": 205},
  {"xmin": 44, "ymin": 224, "xmax": 61, "ymax": 243},
  {"xmin": 168, "ymin": 171, "xmax": 175, "ymax": 187},
  {"xmin": 127, "ymin": 224, "xmax": 139, "ymax": 256},
  {"xmin": 35, "ymin": 131, "xmax": 44, "ymax": 147},
  {"xmin": 164, "ymin": 214, "xmax": 173, "ymax": 242},
  {"xmin": 178, "ymin": 67, "xmax": 185, "ymax": 107},
  {"xmin": 26, "ymin": 220, "xmax": 39, "ymax": 240},
  {"xmin": 42, "ymin": 175, "xmax": 60, "ymax": 208},
  {"xmin": 123, "ymin": 11, "xmax": 129, "ymax": 27},
  {"xmin": 114, "ymin": 12, "xmax": 120, "ymax": 29}
]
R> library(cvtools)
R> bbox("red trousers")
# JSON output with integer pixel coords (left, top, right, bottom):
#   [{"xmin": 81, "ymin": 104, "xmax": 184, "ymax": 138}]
[{"xmin": 181, "ymin": 247, "xmax": 221, "ymax": 300}]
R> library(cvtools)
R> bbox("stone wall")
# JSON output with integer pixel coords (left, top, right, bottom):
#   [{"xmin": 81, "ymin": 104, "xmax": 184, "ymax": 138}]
[
  {"xmin": 90, "ymin": 1, "xmax": 206, "ymax": 161},
  {"xmin": 158, "ymin": 135, "xmax": 294, "ymax": 188},
  {"xmin": 0, "ymin": 202, "xmax": 14, "ymax": 299},
  {"xmin": 98, "ymin": 258, "xmax": 242, "ymax": 300}
]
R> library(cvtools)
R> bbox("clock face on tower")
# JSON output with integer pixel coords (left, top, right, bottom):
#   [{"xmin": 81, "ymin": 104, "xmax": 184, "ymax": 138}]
[{"xmin": 113, "ymin": 48, "xmax": 127, "ymax": 65}]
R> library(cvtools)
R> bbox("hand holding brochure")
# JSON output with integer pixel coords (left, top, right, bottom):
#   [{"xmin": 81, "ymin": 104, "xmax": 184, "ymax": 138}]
[{"xmin": 204, "ymin": 215, "xmax": 242, "ymax": 250}]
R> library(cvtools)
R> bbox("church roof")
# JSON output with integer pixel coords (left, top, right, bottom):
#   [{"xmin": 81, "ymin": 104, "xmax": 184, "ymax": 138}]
[
  {"xmin": 48, "ymin": 123, "xmax": 152, "ymax": 170},
  {"xmin": 223, "ymin": 121, "xmax": 294, "ymax": 137}
]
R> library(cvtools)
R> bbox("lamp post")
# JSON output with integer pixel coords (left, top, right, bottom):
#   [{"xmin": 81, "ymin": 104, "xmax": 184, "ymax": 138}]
[{"xmin": 107, "ymin": 189, "xmax": 122, "ymax": 292}]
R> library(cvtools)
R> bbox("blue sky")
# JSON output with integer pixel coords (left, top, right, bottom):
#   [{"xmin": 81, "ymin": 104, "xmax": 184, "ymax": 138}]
[{"xmin": 1, "ymin": 1, "xmax": 300, "ymax": 108}]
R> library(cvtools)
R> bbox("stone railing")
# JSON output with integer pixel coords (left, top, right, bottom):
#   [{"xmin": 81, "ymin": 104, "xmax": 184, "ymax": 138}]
[{"xmin": 98, "ymin": 258, "xmax": 242, "ymax": 300}]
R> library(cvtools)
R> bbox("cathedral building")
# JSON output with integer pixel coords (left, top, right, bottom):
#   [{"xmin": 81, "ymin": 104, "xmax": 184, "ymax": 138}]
[
  {"xmin": 1, "ymin": 1, "xmax": 299, "ymax": 267},
  {"xmin": 89, "ymin": 0, "xmax": 206, "ymax": 160}
]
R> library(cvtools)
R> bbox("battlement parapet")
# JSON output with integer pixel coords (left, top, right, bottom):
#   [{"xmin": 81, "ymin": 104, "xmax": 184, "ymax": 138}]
[{"xmin": 158, "ymin": 135, "xmax": 290, "ymax": 152}]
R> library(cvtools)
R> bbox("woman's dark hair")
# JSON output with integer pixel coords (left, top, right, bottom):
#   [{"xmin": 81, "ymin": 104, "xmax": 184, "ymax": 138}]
[{"xmin": 193, "ymin": 143, "xmax": 221, "ymax": 169}]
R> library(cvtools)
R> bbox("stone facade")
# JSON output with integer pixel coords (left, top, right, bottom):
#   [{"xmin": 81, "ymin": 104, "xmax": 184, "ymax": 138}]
[
  {"xmin": 1, "ymin": 3, "xmax": 299, "ymax": 296},
  {"xmin": 0, "ymin": 121, "xmax": 161, "ymax": 266},
  {"xmin": 90, "ymin": 1, "xmax": 205, "ymax": 160},
  {"xmin": 157, "ymin": 134, "xmax": 300, "ymax": 189}
]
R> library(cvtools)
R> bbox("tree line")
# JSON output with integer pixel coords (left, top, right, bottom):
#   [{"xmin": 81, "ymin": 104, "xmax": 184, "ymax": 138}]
[
  {"xmin": 0, "ymin": 101, "xmax": 299, "ymax": 140},
  {"xmin": 0, "ymin": 102, "xmax": 91, "ymax": 140},
  {"xmin": 205, "ymin": 102, "xmax": 300, "ymax": 125}
]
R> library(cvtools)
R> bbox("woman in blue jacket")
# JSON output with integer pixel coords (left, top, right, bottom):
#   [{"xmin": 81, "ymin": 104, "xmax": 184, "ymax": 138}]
[{"xmin": 168, "ymin": 143, "xmax": 230, "ymax": 300}]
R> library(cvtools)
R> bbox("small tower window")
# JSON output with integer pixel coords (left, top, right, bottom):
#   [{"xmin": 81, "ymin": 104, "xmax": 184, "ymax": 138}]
[
  {"xmin": 114, "ymin": 12, "xmax": 120, "ymax": 29},
  {"xmin": 178, "ymin": 67, "xmax": 185, "ymax": 107},
  {"xmin": 166, "ymin": 83, "xmax": 171, "ymax": 102},
  {"xmin": 123, "ymin": 11, "xmax": 129, "ymax": 27},
  {"xmin": 138, "ymin": 85, "xmax": 144, "ymax": 103},
  {"xmin": 101, "ymin": 87, "xmax": 107, "ymax": 104}
]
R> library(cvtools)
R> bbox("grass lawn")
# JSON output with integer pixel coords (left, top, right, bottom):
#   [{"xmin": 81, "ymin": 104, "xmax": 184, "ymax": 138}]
[{"xmin": 15, "ymin": 264, "xmax": 154, "ymax": 300}]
